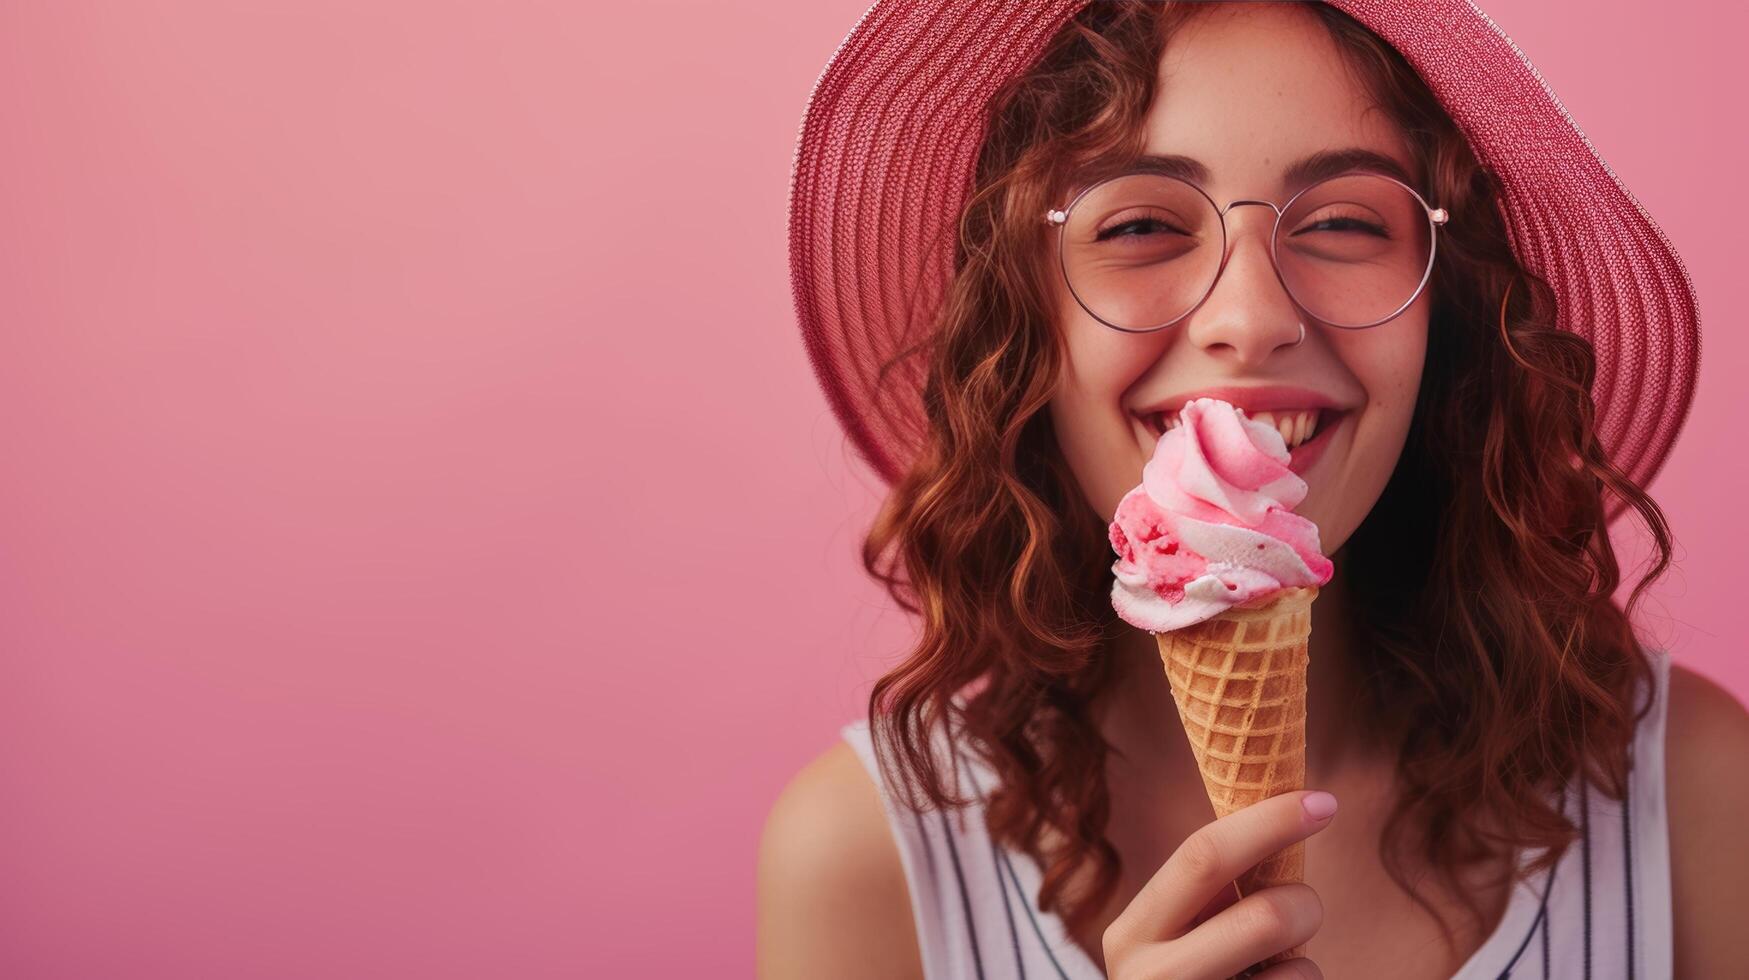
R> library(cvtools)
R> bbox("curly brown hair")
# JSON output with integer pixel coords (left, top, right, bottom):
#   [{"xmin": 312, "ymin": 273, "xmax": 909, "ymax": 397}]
[{"xmin": 857, "ymin": 0, "xmax": 1674, "ymax": 954}]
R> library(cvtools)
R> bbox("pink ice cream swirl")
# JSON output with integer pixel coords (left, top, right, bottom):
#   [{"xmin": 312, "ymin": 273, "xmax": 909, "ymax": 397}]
[{"xmin": 1108, "ymin": 396, "xmax": 1335, "ymax": 633}]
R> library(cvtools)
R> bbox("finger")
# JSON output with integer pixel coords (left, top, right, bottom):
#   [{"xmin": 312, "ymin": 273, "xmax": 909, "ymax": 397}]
[
  {"xmin": 1151, "ymin": 882, "xmax": 1324, "ymax": 980},
  {"xmin": 1246, "ymin": 956, "xmax": 1324, "ymax": 980},
  {"xmin": 1111, "ymin": 790, "xmax": 1337, "ymax": 944},
  {"xmin": 1188, "ymin": 880, "xmax": 1241, "ymax": 929}
]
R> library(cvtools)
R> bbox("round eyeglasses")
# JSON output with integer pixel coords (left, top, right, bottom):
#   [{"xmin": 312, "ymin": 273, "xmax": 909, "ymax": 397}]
[{"xmin": 1043, "ymin": 169, "xmax": 1450, "ymax": 333}]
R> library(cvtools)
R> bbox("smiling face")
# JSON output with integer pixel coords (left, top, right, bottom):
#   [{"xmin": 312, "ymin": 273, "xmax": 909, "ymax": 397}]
[{"xmin": 1046, "ymin": 3, "xmax": 1429, "ymax": 558}]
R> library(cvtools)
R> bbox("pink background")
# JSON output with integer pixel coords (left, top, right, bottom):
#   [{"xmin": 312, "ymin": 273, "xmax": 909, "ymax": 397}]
[{"xmin": 0, "ymin": 1, "xmax": 1737, "ymax": 976}]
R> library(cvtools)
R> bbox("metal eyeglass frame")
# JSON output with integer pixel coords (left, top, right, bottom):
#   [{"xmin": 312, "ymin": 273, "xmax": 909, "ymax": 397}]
[{"xmin": 1042, "ymin": 168, "xmax": 1451, "ymax": 333}]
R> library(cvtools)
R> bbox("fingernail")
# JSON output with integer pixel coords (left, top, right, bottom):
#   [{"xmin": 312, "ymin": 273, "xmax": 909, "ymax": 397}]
[{"xmin": 1302, "ymin": 791, "xmax": 1338, "ymax": 821}]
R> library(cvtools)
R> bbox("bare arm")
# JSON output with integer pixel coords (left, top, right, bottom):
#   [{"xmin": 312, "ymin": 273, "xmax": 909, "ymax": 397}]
[
  {"xmin": 1666, "ymin": 663, "xmax": 1749, "ymax": 977},
  {"xmin": 756, "ymin": 741, "xmax": 925, "ymax": 980}
]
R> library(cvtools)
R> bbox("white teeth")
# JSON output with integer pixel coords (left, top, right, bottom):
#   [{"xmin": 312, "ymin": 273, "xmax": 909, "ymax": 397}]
[
  {"xmin": 1247, "ymin": 408, "xmax": 1320, "ymax": 448},
  {"xmin": 1150, "ymin": 408, "xmax": 1324, "ymax": 446}
]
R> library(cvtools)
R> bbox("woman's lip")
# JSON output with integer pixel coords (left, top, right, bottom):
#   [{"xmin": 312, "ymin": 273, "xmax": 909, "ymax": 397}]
[{"xmin": 1288, "ymin": 409, "xmax": 1346, "ymax": 475}]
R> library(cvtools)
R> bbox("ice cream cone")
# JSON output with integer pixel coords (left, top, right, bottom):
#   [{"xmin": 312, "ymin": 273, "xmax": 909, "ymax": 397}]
[
  {"xmin": 1106, "ymin": 397, "xmax": 1334, "ymax": 972},
  {"xmin": 1156, "ymin": 583, "xmax": 1317, "ymax": 966}
]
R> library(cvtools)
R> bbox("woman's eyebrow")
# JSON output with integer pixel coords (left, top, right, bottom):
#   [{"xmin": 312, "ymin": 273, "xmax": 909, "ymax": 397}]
[{"xmin": 1128, "ymin": 146, "xmax": 1417, "ymax": 194}]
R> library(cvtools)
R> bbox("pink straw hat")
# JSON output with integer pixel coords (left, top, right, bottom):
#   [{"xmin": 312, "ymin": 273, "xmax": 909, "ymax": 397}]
[{"xmin": 787, "ymin": 0, "xmax": 1700, "ymax": 524}]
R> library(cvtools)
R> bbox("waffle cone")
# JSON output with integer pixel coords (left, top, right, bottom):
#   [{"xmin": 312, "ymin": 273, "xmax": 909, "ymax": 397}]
[{"xmin": 1156, "ymin": 584, "xmax": 1317, "ymax": 968}]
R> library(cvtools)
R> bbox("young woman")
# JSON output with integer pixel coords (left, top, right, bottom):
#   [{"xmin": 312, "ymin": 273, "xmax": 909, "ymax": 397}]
[{"xmin": 762, "ymin": 3, "xmax": 1737, "ymax": 978}]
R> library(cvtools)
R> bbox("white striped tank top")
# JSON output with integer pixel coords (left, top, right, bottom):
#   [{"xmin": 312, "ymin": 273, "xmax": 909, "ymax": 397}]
[{"xmin": 840, "ymin": 646, "xmax": 1673, "ymax": 979}]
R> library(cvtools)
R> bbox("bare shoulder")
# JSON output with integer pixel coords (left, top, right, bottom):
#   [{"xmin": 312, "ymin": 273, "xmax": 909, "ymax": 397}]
[
  {"xmin": 1665, "ymin": 661, "xmax": 1749, "ymax": 756},
  {"xmin": 756, "ymin": 739, "xmax": 923, "ymax": 980},
  {"xmin": 1664, "ymin": 661, "xmax": 1749, "ymax": 977}
]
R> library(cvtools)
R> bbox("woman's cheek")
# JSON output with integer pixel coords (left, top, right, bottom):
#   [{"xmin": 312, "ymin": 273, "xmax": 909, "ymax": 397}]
[{"xmin": 1320, "ymin": 325, "xmax": 1428, "ymax": 552}]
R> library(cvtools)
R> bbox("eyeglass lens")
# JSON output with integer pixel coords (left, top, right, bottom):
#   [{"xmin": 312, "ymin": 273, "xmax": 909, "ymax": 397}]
[{"xmin": 1059, "ymin": 173, "xmax": 1435, "ymax": 331}]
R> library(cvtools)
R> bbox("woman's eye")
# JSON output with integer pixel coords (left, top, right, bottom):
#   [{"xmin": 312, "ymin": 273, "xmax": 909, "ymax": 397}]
[
  {"xmin": 1095, "ymin": 218, "xmax": 1186, "ymax": 242},
  {"xmin": 1298, "ymin": 216, "xmax": 1388, "ymax": 237}
]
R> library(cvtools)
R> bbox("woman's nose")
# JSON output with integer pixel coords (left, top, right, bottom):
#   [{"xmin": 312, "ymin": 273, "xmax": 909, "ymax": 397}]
[{"xmin": 1182, "ymin": 203, "xmax": 1305, "ymax": 368}]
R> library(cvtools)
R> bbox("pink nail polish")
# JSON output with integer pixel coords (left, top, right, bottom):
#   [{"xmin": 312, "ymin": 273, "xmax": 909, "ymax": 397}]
[{"xmin": 1302, "ymin": 791, "xmax": 1338, "ymax": 820}]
